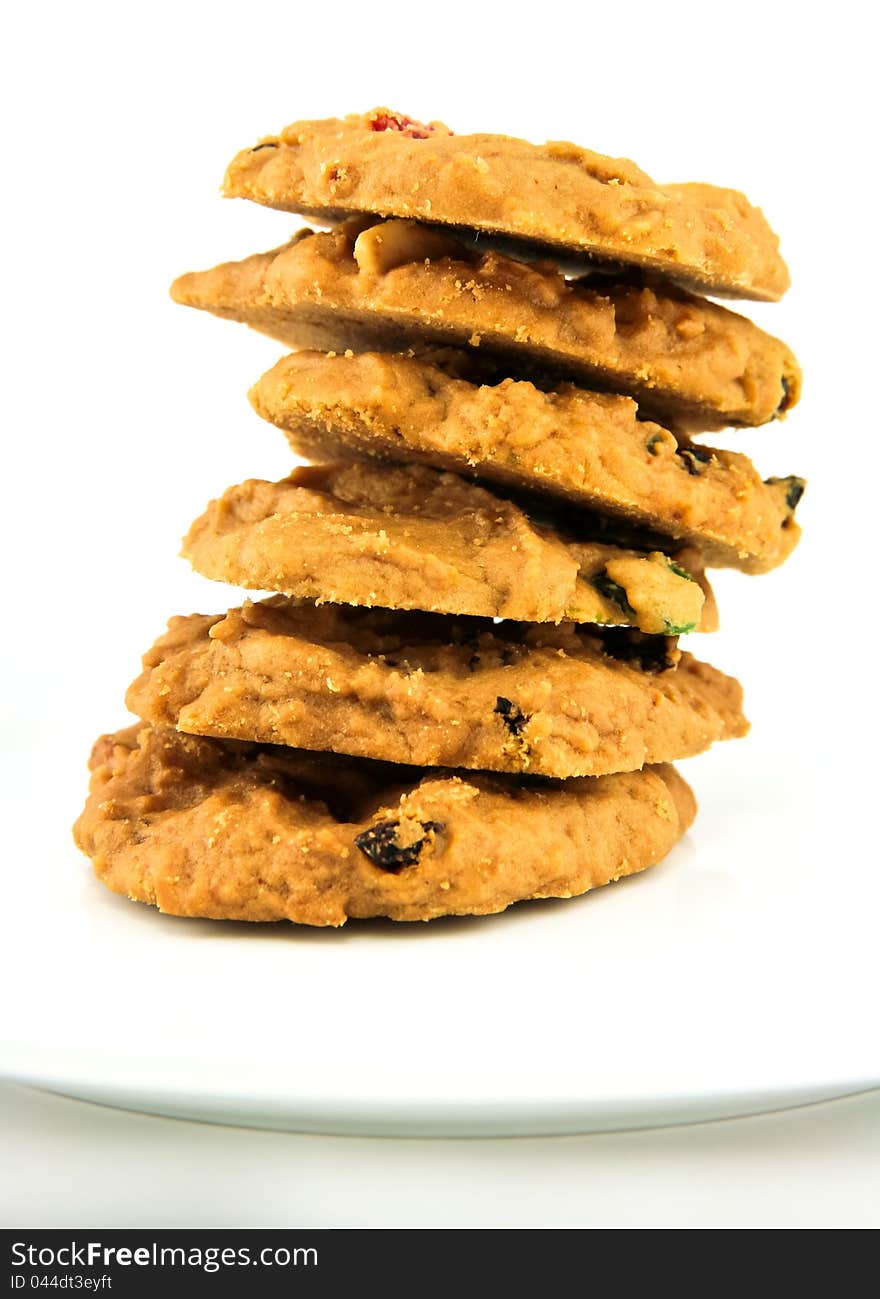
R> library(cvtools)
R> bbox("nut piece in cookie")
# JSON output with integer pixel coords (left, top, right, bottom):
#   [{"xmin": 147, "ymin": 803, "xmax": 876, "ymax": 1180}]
[{"xmin": 170, "ymin": 222, "xmax": 800, "ymax": 430}]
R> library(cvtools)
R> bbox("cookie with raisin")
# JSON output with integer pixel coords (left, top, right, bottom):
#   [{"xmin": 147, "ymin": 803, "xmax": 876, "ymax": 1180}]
[
  {"xmin": 182, "ymin": 461, "xmax": 715, "ymax": 634},
  {"xmin": 126, "ymin": 598, "xmax": 747, "ymax": 778},
  {"xmin": 251, "ymin": 349, "xmax": 803, "ymax": 573},
  {"xmin": 73, "ymin": 723, "xmax": 696, "ymax": 925}
]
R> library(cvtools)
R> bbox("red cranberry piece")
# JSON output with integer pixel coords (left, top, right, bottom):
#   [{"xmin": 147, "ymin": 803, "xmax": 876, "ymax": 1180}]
[{"xmin": 369, "ymin": 111, "xmax": 435, "ymax": 140}]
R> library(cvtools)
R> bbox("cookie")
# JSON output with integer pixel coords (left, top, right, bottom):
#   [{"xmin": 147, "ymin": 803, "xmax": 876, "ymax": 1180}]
[
  {"xmin": 222, "ymin": 109, "xmax": 789, "ymax": 301},
  {"xmin": 251, "ymin": 350, "xmax": 804, "ymax": 574},
  {"xmin": 73, "ymin": 723, "xmax": 696, "ymax": 925},
  {"xmin": 126, "ymin": 598, "xmax": 747, "ymax": 778},
  {"xmin": 170, "ymin": 220, "xmax": 800, "ymax": 430},
  {"xmin": 182, "ymin": 462, "xmax": 716, "ymax": 634}
]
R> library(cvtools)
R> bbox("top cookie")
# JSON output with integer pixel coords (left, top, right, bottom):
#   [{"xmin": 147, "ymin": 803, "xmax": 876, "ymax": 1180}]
[{"xmin": 223, "ymin": 109, "xmax": 789, "ymax": 301}]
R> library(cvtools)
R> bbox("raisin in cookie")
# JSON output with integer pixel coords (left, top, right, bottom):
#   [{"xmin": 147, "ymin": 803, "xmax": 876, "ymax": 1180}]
[
  {"xmin": 170, "ymin": 220, "xmax": 800, "ymax": 430},
  {"xmin": 223, "ymin": 109, "xmax": 789, "ymax": 301},
  {"xmin": 182, "ymin": 462, "xmax": 714, "ymax": 634},
  {"xmin": 73, "ymin": 723, "xmax": 696, "ymax": 925},
  {"xmin": 251, "ymin": 350, "xmax": 803, "ymax": 573},
  {"xmin": 127, "ymin": 598, "xmax": 747, "ymax": 778}
]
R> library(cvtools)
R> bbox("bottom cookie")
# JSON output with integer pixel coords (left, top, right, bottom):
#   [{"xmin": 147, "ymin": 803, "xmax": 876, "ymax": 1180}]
[{"xmin": 73, "ymin": 725, "xmax": 697, "ymax": 926}]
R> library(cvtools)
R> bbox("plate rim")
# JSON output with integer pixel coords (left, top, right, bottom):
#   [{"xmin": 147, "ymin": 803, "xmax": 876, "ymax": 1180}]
[{"xmin": 4, "ymin": 1051, "xmax": 878, "ymax": 1137}]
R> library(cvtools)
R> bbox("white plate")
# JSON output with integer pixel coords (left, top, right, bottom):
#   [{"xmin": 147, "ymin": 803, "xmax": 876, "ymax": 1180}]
[
  {"xmin": 2, "ymin": 661, "xmax": 878, "ymax": 1136},
  {"xmin": 2, "ymin": 0, "xmax": 878, "ymax": 1143}
]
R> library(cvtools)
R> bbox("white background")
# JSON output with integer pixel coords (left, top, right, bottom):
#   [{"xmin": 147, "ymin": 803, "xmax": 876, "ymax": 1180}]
[{"xmin": 2, "ymin": 0, "xmax": 878, "ymax": 1228}]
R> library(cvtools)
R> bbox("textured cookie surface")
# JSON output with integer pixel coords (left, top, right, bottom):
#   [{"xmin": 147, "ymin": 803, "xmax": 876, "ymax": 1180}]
[
  {"xmin": 223, "ymin": 109, "xmax": 789, "ymax": 301},
  {"xmin": 73, "ymin": 724, "xmax": 696, "ymax": 925},
  {"xmin": 127, "ymin": 598, "xmax": 747, "ymax": 778},
  {"xmin": 170, "ymin": 221, "xmax": 800, "ymax": 430},
  {"xmin": 252, "ymin": 350, "xmax": 803, "ymax": 574},
  {"xmin": 182, "ymin": 462, "xmax": 714, "ymax": 634}
]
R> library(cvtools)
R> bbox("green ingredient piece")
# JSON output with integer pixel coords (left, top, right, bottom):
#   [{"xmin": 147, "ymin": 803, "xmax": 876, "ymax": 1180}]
[
  {"xmin": 592, "ymin": 573, "xmax": 636, "ymax": 619},
  {"xmin": 666, "ymin": 560, "xmax": 696, "ymax": 582}
]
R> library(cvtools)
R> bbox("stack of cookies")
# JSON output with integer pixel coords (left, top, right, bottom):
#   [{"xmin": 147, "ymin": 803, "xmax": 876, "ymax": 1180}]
[{"xmin": 74, "ymin": 110, "xmax": 804, "ymax": 927}]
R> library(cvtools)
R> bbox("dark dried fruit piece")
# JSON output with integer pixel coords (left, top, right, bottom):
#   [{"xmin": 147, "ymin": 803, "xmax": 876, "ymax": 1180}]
[
  {"xmin": 678, "ymin": 444, "xmax": 714, "ymax": 477},
  {"xmin": 786, "ymin": 479, "xmax": 805, "ymax": 510},
  {"xmin": 777, "ymin": 373, "xmax": 792, "ymax": 415},
  {"xmin": 599, "ymin": 628, "xmax": 680, "ymax": 674},
  {"xmin": 646, "ymin": 432, "xmax": 665, "ymax": 456},
  {"xmin": 354, "ymin": 819, "xmax": 443, "ymax": 872},
  {"xmin": 765, "ymin": 474, "xmax": 805, "ymax": 512},
  {"xmin": 494, "ymin": 696, "xmax": 530, "ymax": 737},
  {"xmin": 591, "ymin": 572, "xmax": 637, "ymax": 619}
]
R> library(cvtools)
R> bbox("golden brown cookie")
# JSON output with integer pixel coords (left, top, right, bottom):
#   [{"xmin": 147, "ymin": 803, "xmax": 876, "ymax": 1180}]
[
  {"xmin": 126, "ymin": 598, "xmax": 747, "ymax": 778},
  {"xmin": 182, "ymin": 462, "xmax": 715, "ymax": 634},
  {"xmin": 223, "ymin": 109, "xmax": 789, "ymax": 301},
  {"xmin": 251, "ymin": 350, "xmax": 804, "ymax": 573},
  {"xmin": 170, "ymin": 221, "xmax": 800, "ymax": 430},
  {"xmin": 73, "ymin": 723, "xmax": 697, "ymax": 925}
]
